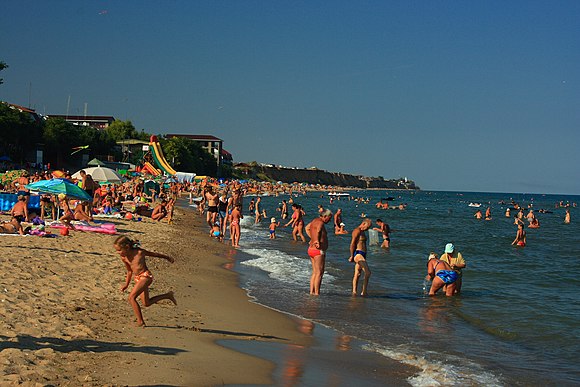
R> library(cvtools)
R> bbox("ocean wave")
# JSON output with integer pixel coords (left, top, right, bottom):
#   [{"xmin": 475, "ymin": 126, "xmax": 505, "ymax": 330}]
[
  {"xmin": 240, "ymin": 247, "xmax": 335, "ymax": 285},
  {"xmin": 364, "ymin": 343, "xmax": 503, "ymax": 387}
]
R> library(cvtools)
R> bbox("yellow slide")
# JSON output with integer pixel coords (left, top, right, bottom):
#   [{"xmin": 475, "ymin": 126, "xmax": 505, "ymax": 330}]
[{"xmin": 149, "ymin": 136, "xmax": 177, "ymax": 176}]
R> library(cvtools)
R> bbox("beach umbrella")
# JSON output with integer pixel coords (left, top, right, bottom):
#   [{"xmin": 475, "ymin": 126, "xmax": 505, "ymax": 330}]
[
  {"xmin": 26, "ymin": 178, "xmax": 92, "ymax": 201},
  {"xmin": 51, "ymin": 170, "xmax": 66, "ymax": 178},
  {"xmin": 72, "ymin": 166, "xmax": 123, "ymax": 184}
]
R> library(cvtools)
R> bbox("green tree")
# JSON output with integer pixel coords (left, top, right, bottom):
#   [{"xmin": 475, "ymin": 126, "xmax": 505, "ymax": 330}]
[
  {"xmin": 162, "ymin": 137, "xmax": 194, "ymax": 171},
  {"xmin": 105, "ymin": 120, "xmax": 140, "ymax": 142},
  {"xmin": 77, "ymin": 126, "xmax": 118, "ymax": 161},
  {"xmin": 161, "ymin": 137, "xmax": 217, "ymax": 175},
  {"xmin": 0, "ymin": 61, "xmax": 7, "ymax": 85},
  {"xmin": 0, "ymin": 103, "xmax": 42, "ymax": 163},
  {"xmin": 43, "ymin": 117, "xmax": 77, "ymax": 168}
]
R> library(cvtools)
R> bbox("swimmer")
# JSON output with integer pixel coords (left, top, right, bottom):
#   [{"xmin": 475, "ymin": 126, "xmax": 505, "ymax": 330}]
[
  {"xmin": 512, "ymin": 223, "xmax": 526, "ymax": 247},
  {"xmin": 485, "ymin": 207, "xmax": 492, "ymax": 220},
  {"xmin": 474, "ymin": 210, "xmax": 482, "ymax": 220},
  {"xmin": 564, "ymin": 208, "xmax": 571, "ymax": 224}
]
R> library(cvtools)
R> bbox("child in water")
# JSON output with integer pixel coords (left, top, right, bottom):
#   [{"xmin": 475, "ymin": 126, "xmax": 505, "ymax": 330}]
[
  {"xmin": 269, "ymin": 217, "xmax": 280, "ymax": 239},
  {"xmin": 113, "ymin": 236, "xmax": 176, "ymax": 327}
]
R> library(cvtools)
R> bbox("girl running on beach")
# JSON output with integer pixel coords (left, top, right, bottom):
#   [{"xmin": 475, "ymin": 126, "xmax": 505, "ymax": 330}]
[{"xmin": 113, "ymin": 236, "xmax": 176, "ymax": 327}]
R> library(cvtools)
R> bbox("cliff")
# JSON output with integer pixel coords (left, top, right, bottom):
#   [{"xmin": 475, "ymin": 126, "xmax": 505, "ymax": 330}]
[{"xmin": 234, "ymin": 164, "xmax": 419, "ymax": 190}]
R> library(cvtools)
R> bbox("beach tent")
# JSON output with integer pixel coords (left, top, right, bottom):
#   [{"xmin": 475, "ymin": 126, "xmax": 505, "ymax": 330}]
[
  {"xmin": 72, "ymin": 166, "xmax": 123, "ymax": 184},
  {"xmin": 175, "ymin": 172, "xmax": 196, "ymax": 183},
  {"xmin": 144, "ymin": 180, "xmax": 160, "ymax": 195},
  {"xmin": 87, "ymin": 158, "xmax": 106, "ymax": 166}
]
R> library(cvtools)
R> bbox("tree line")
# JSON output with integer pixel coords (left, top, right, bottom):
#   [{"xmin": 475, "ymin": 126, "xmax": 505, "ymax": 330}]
[{"xmin": 0, "ymin": 103, "xmax": 219, "ymax": 176}]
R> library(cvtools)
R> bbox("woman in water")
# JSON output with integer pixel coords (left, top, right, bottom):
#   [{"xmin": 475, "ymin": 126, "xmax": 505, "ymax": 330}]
[{"xmin": 511, "ymin": 223, "xmax": 526, "ymax": 247}]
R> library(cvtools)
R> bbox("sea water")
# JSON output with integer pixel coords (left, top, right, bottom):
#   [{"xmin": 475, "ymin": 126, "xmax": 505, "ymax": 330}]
[{"xmin": 225, "ymin": 190, "xmax": 579, "ymax": 386}]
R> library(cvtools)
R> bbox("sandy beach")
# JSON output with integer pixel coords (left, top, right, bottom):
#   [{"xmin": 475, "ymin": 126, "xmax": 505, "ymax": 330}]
[{"xmin": 0, "ymin": 204, "xmax": 415, "ymax": 386}]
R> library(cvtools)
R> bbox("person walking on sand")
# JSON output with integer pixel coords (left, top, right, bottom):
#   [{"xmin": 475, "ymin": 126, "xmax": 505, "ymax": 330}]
[
  {"xmin": 305, "ymin": 209, "xmax": 333, "ymax": 295},
  {"xmin": 204, "ymin": 186, "xmax": 219, "ymax": 229},
  {"xmin": 349, "ymin": 218, "xmax": 372, "ymax": 296},
  {"xmin": 114, "ymin": 236, "xmax": 176, "ymax": 327},
  {"xmin": 439, "ymin": 243, "xmax": 466, "ymax": 294}
]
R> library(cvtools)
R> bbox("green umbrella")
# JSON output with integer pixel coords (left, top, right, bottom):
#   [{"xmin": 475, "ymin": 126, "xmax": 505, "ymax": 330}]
[{"xmin": 26, "ymin": 178, "xmax": 92, "ymax": 201}]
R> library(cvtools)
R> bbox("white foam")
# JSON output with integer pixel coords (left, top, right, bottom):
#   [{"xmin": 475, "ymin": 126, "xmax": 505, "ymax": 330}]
[
  {"xmin": 364, "ymin": 343, "xmax": 503, "ymax": 387},
  {"xmin": 241, "ymin": 247, "xmax": 335, "ymax": 285}
]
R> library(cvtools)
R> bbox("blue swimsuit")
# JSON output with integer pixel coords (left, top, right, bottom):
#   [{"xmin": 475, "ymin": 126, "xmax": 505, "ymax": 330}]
[
  {"xmin": 434, "ymin": 260, "xmax": 458, "ymax": 284},
  {"xmin": 354, "ymin": 250, "xmax": 367, "ymax": 259}
]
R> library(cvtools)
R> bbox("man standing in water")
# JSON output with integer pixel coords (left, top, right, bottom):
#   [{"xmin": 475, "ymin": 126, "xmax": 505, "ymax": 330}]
[
  {"xmin": 349, "ymin": 218, "xmax": 372, "ymax": 296},
  {"xmin": 305, "ymin": 209, "xmax": 333, "ymax": 295}
]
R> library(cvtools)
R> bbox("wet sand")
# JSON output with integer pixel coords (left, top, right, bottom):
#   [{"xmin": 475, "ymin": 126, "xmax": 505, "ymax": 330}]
[{"xmin": 0, "ymin": 205, "xmax": 416, "ymax": 385}]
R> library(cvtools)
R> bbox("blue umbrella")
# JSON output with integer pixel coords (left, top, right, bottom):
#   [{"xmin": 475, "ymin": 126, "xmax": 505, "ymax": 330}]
[{"xmin": 26, "ymin": 178, "xmax": 92, "ymax": 201}]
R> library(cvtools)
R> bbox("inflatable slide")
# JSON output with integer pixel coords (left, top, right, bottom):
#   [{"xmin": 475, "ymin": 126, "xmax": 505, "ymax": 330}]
[
  {"xmin": 141, "ymin": 161, "xmax": 161, "ymax": 176},
  {"xmin": 149, "ymin": 135, "xmax": 177, "ymax": 176}
]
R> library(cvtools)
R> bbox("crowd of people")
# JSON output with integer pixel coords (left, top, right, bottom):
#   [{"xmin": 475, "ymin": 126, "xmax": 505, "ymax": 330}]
[{"xmin": 1, "ymin": 168, "xmax": 575, "ymax": 324}]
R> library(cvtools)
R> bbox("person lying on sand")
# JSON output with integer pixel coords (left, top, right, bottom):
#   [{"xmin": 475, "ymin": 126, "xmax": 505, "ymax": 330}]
[
  {"xmin": 114, "ymin": 236, "xmax": 176, "ymax": 327},
  {"xmin": 0, "ymin": 217, "xmax": 29, "ymax": 235}
]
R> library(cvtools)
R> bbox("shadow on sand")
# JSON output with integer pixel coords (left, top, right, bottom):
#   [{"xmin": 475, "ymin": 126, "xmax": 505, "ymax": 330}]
[{"xmin": 0, "ymin": 334, "xmax": 186, "ymax": 356}]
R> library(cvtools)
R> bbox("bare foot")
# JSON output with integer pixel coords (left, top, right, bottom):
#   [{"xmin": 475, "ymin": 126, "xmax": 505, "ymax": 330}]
[{"xmin": 136, "ymin": 321, "xmax": 146, "ymax": 327}]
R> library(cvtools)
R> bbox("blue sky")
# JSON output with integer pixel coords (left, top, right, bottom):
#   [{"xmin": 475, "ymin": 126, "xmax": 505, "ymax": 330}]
[{"xmin": 1, "ymin": 1, "xmax": 579, "ymax": 194}]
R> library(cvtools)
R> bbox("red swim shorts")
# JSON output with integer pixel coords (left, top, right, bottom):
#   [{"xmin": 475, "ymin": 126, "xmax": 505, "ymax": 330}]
[{"xmin": 308, "ymin": 247, "xmax": 325, "ymax": 258}]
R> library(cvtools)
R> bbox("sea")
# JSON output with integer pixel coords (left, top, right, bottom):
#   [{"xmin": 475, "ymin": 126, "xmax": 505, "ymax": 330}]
[{"xmin": 208, "ymin": 190, "xmax": 580, "ymax": 386}]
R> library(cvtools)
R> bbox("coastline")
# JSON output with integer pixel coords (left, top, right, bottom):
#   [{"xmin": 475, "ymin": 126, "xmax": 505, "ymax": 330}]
[{"xmin": 0, "ymin": 204, "xmax": 417, "ymax": 385}]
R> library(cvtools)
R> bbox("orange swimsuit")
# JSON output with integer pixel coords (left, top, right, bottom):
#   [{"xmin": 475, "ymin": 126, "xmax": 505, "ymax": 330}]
[{"xmin": 134, "ymin": 270, "xmax": 154, "ymax": 282}]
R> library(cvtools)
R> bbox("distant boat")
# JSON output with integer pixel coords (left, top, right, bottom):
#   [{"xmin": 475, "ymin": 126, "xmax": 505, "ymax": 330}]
[
  {"xmin": 328, "ymin": 192, "xmax": 350, "ymax": 197},
  {"xmin": 468, "ymin": 203, "xmax": 482, "ymax": 208},
  {"xmin": 382, "ymin": 197, "xmax": 395, "ymax": 201}
]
